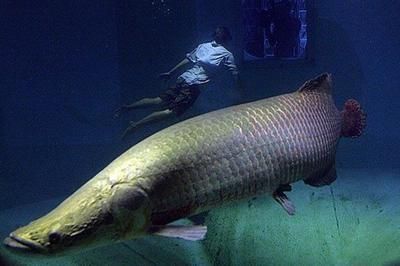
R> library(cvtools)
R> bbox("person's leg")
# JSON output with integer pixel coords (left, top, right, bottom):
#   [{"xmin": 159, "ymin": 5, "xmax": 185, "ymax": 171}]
[
  {"xmin": 121, "ymin": 109, "xmax": 175, "ymax": 139},
  {"xmin": 114, "ymin": 97, "xmax": 163, "ymax": 118},
  {"xmin": 125, "ymin": 97, "xmax": 163, "ymax": 108}
]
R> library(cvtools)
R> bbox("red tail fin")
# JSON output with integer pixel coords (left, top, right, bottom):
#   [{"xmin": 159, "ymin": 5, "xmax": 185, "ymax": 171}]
[{"xmin": 341, "ymin": 99, "xmax": 366, "ymax": 138}]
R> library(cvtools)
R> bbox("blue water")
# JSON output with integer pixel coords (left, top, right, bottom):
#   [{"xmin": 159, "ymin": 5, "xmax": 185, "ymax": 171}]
[{"xmin": 1, "ymin": 1, "xmax": 399, "ymax": 265}]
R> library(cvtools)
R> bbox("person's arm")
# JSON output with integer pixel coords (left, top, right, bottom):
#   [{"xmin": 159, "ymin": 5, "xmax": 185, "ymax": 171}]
[
  {"xmin": 169, "ymin": 58, "xmax": 190, "ymax": 74},
  {"xmin": 233, "ymin": 72, "xmax": 240, "ymax": 85},
  {"xmin": 159, "ymin": 58, "xmax": 190, "ymax": 79},
  {"xmin": 160, "ymin": 44, "xmax": 200, "ymax": 79},
  {"xmin": 233, "ymin": 73, "xmax": 244, "ymax": 97},
  {"xmin": 224, "ymin": 54, "xmax": 244, "ymax": 95}
]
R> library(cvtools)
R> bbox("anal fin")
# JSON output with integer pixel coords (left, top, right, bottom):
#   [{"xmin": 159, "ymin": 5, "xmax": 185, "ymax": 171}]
[
  {"xmin": 304, "ymin": 162, "xmax": 337, "ymax": 187},
  {"xmin": 149, "ymin": 225, "xmax": 207, "ymax": 241}
]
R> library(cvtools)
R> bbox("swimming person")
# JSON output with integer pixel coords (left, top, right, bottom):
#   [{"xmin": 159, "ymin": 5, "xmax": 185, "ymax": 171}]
[{"xmin": 116, "ymin": 26, "xmax": 240, "ymax": 139}]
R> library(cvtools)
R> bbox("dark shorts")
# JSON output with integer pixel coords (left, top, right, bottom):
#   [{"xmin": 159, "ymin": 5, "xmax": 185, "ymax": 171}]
[{"xmin": 159, "ymin": 85, "xmax": 200, "ymax": 116}]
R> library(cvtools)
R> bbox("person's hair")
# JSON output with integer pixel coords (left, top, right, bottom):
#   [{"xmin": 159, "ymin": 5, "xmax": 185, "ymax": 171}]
[{"xmin": 212, "ymin": 26, "xmax": 232, "ymax": 44}]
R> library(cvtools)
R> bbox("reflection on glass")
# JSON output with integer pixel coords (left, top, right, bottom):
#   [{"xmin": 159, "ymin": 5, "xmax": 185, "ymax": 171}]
[{"xmin": 242, "ymin": 0, "xmax": 308, "ymax": 61}]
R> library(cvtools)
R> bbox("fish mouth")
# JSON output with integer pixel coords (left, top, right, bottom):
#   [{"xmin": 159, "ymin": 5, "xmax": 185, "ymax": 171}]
[{"xmin": 3, "ymin": 233, "xmax": 46, "ymax": 253}]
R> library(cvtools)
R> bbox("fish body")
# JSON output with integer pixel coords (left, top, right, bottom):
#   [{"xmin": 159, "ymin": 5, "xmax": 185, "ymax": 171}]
[
  {"xmin": 144, "ymin": 75, "xmax": 341, "ymax": 224},
  {"xmin": 4, "ymin": 73, "xmax": 366, "ymax": 254}
]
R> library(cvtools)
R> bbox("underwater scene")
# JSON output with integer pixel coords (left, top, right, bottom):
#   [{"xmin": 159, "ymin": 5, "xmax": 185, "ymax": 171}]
[{"xmin": 1, "ymin": 1, "xmax": 399, "ymax": 265}]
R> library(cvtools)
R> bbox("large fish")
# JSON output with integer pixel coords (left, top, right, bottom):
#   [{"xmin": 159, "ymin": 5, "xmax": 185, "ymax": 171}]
[{"xmin": 4, "ymin": 73, "xmax": 366, "ymax": 255}]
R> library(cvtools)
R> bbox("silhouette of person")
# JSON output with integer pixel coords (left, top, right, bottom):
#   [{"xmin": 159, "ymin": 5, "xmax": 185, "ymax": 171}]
[{"xmin": 261, "ymin": 0, "xmax": 301, "ymax": 58}]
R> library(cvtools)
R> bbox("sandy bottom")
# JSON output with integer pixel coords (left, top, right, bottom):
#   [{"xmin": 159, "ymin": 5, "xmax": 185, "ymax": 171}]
[{"xmin": 1, "ymin": 168, "xmax": 399, "ymax": 266}]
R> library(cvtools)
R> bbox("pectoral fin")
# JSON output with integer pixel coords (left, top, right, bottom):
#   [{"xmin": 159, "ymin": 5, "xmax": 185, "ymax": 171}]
[
  {"xmin": 149, "ymin": 225, "xmax": 207, "ymax": 241},
  {"xmin": 273, "ymin": 184, "xmax": 295, "ymax": 215}
]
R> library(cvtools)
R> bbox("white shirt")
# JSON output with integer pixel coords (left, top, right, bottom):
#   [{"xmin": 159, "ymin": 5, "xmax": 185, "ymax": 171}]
[{"xmin": 178, "ymin": 41, "xmax": 239, "ymax": 86}]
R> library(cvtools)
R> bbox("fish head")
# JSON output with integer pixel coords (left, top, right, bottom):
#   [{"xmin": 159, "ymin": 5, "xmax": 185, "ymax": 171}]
[{"xmin": 4, "ymin": 182, "xmax": 151, "ymax": 255}]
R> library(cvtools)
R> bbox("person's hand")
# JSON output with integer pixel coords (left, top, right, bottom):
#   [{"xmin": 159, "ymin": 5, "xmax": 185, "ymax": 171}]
[{"xmin": 159, "ymin": 72, "xmax": 172, "ymax": 80}]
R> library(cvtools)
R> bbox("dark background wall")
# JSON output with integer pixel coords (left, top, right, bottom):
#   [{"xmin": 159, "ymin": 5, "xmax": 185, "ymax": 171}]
[
  {"xmin": 1, "ymin": 0, "xmax": 399, "ymax": 210},
  {"xmin": 0, "ymin": 0, "xmax": 198, "ymax": 210},
  {"xmin": 0, "ymin": 0, "xmax": 123, "ymax": 210}
]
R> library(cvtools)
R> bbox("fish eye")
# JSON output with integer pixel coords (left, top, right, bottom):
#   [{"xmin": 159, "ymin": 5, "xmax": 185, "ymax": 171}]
[{"xmin": 48, "ymin": 231, "xmax": 62, "ymax": 244}]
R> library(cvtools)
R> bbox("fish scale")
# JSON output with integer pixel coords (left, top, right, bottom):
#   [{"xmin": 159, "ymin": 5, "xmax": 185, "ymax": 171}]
[
  {"xmin": 4, "ymin": 74, "xmax": 368, "ymax": 255},
  {"xmin": 137, "ymin": 90, "xmax": 342, "ymax": 224}
]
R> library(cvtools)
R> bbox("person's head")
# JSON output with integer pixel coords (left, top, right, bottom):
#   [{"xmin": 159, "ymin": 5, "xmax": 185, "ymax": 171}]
[{"xmin": 212, "ymin": 26, "xmax": 232, "ymax": 45}]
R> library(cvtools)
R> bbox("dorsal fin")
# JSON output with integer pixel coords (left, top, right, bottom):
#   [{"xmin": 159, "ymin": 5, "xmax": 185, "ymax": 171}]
[{"xmin": 297, "ymin": 73, "xmax": 333, "ymax": 94}]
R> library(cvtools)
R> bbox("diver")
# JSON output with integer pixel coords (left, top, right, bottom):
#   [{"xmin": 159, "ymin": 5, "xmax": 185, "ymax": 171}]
[{"xmin": 115, "ymin": 26, "xmax": 241, "ymax": 139}]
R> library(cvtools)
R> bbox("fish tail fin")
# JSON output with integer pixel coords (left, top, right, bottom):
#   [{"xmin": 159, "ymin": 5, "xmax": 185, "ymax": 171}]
[{"xmin": 341, "ymin": 99, "xmax": 366, "ymax": 138}]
